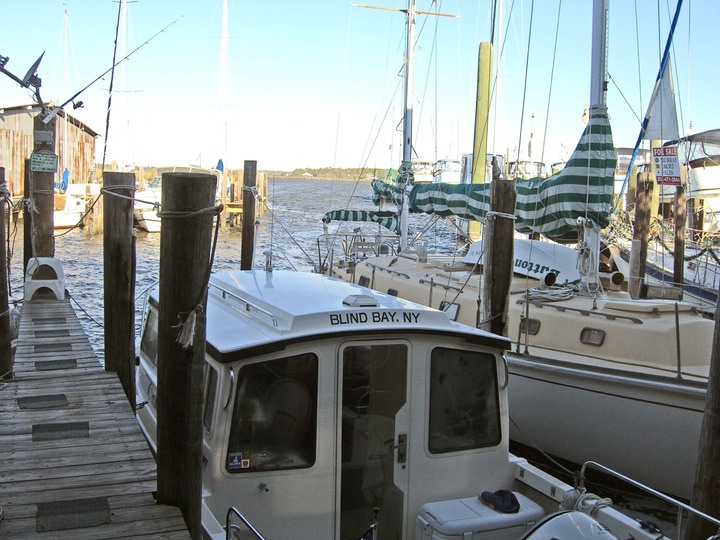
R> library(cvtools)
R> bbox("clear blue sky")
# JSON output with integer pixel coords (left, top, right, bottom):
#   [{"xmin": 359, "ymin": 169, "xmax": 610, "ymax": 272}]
[{"xmin": 1, "ymin": 0, "xmax": 717, "ymax": 172}]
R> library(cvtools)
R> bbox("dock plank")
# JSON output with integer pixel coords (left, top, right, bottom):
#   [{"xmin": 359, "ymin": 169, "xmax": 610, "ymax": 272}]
[{"xmin": 0, "ymin": 298, "xmax": 190, "ymax": 539}]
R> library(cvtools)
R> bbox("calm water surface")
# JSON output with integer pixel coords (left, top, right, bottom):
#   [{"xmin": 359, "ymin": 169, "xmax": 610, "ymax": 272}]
[{"xmin": 8, "ymin": 177, "xmax": 459, "ymax": 360}]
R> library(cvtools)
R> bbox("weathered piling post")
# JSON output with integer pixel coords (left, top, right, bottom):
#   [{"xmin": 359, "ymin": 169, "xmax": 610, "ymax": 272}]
[
  {"xmin": 241, "ymin": 160, "xmax": 257, "ymax": 270},
  {"xmin": 30, "ymin": 115, "xmax": 56, "ymax": 258},
  {"xmin": 686, "ymin": 293, "xmax": 720, "ymax": 539},
  {"xmin": 23, "ymin": 159, "xmax": 32, "ymax": 274},
  {"xmin": 0, "ymin": 167, "xmax": 12, "ymax": 379},
  {"xmin": 103, "ymin": 172, "xmax": 136, "ymax": 405},
  {"xmin": 673, "ymin": 185, "xmax": 686, "ymax": 291},
  {"xmin": 156, "ymin": 172, "xmax": 218, "ymax": 539},
  {"xmin": 481, "ymin": 179, "xmax": 516, "ymax": 335},
  {"xmin": 629, "ymin": 174, "xmax": 653, "ymax": 298}
]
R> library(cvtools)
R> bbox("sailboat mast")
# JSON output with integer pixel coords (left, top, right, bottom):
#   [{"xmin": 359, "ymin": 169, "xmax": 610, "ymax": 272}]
[
  {"xmin": 579, "ymin": 0, "xmax": 610, "ymax": 296},
  {"xmin": 589, "ymin": 0, "xmax": 609, "ymax": 109},
  {"xmin": 398, "ymin": 0, "xmax": 416, "ymax": 251}
]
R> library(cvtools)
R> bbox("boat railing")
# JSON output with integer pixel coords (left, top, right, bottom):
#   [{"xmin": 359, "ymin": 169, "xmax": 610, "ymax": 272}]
[
  {"xmin": 580, "ymin": 461, "xmax": 720, "ymax": 537},
  {"xmin": 317, "ymin": 232, "xmax": 397, "ymax": 273},
  {"xmin": 225, "ymin": 506, "xmax": 266, "ymax": 540},
  {"xmin": 210, "ymin": 282, "xmax": 279, "ymax": 327}
]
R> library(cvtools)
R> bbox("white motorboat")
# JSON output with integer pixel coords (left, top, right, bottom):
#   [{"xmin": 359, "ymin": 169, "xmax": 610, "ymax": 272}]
[
  {"xmin": 432, "ymin": 158, "xmax": 463, "ymax": 184},
  {"xmin": 134, "ymin": 167, "xmax": 222, "ymax": 232},
  {"xmin": 134, "ymin": 176, "xmax": 162, "ymax": 232},
  {"xmin": 135, "ymin": 267, "xmax": 685, "ymax": 539}
]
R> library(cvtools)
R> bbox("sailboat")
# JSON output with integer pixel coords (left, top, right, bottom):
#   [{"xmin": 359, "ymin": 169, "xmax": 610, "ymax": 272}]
[{"xmin": 320, "ymin": 0, "xmax": 713, "ymax": 501}]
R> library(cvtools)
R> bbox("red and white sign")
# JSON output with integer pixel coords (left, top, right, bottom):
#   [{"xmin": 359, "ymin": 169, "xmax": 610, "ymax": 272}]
[{"xmin": 653, "ymin": 146, "xmax": 681, "ymax": 186}]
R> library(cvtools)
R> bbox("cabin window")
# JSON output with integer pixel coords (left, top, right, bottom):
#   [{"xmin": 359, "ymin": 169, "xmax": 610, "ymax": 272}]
[
  {"xmin": 226, "ymin": 354, "xmax": 318, "ymax": 473},
  {"xmin": 580, "ymin": 328, "xmax": 605, "ymax": 346},
  {"xmin": 203, "ymin": 365, "xmax": 218, "ymax": 432},
  {"xmin": 387, "ymin": 288, "xmax": 398, "ymax": 297},
  {"xmin": 357, "ymin": 275, "xmax": 370, "ymax": 287},
  {"xmin": 140, "ymin": 307, "xmax": 159, "ymax": 368},
  {"xmin": 519, "ymin": 317, "xmax": 540, "ymax": 335},
  {"xmin": 439, "ymin": 301, "xmax": 460, "ymax": 321},
  {"xmin": 428, "ymin": 348, "xmax": 500, "ymax": 453}
]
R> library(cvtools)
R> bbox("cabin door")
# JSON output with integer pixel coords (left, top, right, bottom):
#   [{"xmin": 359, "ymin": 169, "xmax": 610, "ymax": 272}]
[{"xmin": 338, "ymin": 341, "xmax": 410, "ymax": 540}]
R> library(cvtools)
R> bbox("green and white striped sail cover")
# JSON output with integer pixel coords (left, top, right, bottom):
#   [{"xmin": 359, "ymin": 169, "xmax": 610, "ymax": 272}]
[
  {"xmin": 323, "ymin": 106, "xmax": 616, "ymax": 244},
  {"xmin": 411, "ymin": 105, "xmax": 617, "ymax": 243},
  {"xmin": 371, "ymin": 178, "xmax": 404, "ymax": 206},
  {"xmin": 321, "ymin": 209, "xmax": 400, "ymax": 234}
]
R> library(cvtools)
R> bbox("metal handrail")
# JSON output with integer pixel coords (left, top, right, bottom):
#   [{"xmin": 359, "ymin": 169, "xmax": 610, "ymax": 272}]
[
  {"xmin": 580, "ymin": 461, "xmax": 720, "ymax": 534},
  {"xmin": 226, "ymin": 506, "xmax": 266, "ymax": 540},
  {"xmin": 210, "ymin": 282, "xmax": 278, "ymax": 327}
]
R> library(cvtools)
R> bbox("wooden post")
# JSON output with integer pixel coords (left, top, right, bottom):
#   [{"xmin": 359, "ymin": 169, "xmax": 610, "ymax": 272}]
[
  {"xmin": 156, "ymin": 172, "xmax": 217, "ymax": 539},
  {"xmin": 0, "ymin": 168, "xmax": 12, "ymax": 379},
  {"xmin": 673, "ymin": 185, "xmax": 686, "ymax": 292},
  {"xmin": 482, "ymin": 179, "xmax": 516, "ymax": 336},
  {"xmin": 241, "ymin": 160, "xmax": 257, "ymax": 270},
  {"xmin": 686, "ymin": 293, "xmax": 720, "ymax": 539},
  {"xmin": 103, "ymin": 172, "xmax": 136, "ymax": 405},
  {"xmin": 30, "ymin": 114, "xmax": 56, "ymax": 258},
  {"xmin": 632, "ymin": 175, "xmax": 653, "ymax": 298},
  {"xmin": 23, "ymin": 159, "xmax": 32, "ymax": 275}
]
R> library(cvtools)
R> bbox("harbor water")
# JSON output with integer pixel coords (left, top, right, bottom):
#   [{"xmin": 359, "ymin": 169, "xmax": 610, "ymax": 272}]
[
  {"xmin": 7, "ymin": 175, "xmax": 684, "ymax": 536},
  {"xmin": 9, "ymin": 176, "xmax": 464, "ymax": 361}
]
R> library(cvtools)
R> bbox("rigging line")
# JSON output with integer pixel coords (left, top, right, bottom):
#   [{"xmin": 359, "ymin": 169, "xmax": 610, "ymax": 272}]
[
  {"xmin": 538, "ymin": 0, "xmax": 562, "ymax": 167},
  {"xmin": 254, "ymin": 186, "xmax": 316, "ymax": 267},
  {"xmin": 100, "ymin": 0, "xmax": 124, "ymax": 174},
  {"xmin": 668, "ymin": 0, "xmax": 686, "ymax": 137},
  {"xmin": 513, "ymin": 0, "xmax": 535, "ymax": 178},
  {"xmin": 332, "ymin": 4, "xmax": 354, "ymax": 169},
  {"xmin": 613, "ymin": 0, "xmax": 684, "ymax": 212},
  {"xmin": 634, "ymin": 0, "xmax": 644, "ymax": 116},
  {"xmin": 45, "ymin": 14, "xmax": 183, "ymax": 125},
  {"xmin": 607, "ymin": 73, "xmax": 643, "ymax": 126},
  {"xmin": 320, "ymin": 80, "xmax": 403, "ymax": 273}
]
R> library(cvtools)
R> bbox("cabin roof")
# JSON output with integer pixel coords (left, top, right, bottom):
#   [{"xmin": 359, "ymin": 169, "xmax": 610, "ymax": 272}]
[{"xmin": 192, "ymin": 270, "xmax": 510, "ymax": 361}]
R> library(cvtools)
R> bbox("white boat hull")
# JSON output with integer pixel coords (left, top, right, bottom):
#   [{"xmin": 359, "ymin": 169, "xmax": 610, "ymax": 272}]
[{"xmin": 507, "ymin": 353, "xmax": 704, "ymax": 500}]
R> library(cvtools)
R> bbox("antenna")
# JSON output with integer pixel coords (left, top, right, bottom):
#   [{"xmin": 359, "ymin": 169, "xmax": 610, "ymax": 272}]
[{"xmin": 21, "ymin": 52, "xmax": 45, "ymax": 87}]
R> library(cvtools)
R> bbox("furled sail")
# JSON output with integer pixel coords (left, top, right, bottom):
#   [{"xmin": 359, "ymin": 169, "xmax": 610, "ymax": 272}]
[{"xmin": 323, "ymin": 105, "xmax": 616, "ymax": 244}]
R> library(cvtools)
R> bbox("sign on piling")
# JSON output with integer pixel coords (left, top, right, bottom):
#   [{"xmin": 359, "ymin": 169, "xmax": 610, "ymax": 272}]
[{"xmin": 31, "ymin": 115, "xmax": 56, "ymax": 258}]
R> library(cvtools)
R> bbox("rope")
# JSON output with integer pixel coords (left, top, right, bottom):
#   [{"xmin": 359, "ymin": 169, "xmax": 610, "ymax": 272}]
[
  {"xmin": 560, "ymin": 488, "xmax": 613, "ymax": 516},
  {"xmin": 172, "ymin": 204, "xmax": 224, "ymax": 349},
  {"xmin": 157, "ymin": 203, "xmax": 223, "ymax": 220},
  {"xmin": 485, "ymin": 210, "xmax": 517, "ymax": 222},
  {"xmin": 68, "ymin": 292, "xmax": 104, "ymax": 328},
  {"xmin": 53, "ymin": 191, "xmax": 103, "ymax": 238}
]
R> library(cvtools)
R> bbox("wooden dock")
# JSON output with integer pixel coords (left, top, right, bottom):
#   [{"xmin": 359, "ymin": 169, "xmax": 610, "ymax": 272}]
[{"xmin": 0, "ymin": 297, "xmax": 191, "ymax": 539}]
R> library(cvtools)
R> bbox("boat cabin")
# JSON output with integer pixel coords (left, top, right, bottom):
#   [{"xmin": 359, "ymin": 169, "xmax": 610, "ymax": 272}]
[{"xmin": 135, "ymin": 270, "xmax": 549, "ymax": 539}]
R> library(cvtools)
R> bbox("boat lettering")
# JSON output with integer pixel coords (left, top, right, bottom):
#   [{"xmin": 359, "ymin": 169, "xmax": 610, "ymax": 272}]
[
  {"xmin": 514, "ymin": 258, "xmax": 561, "ymax": 276},
  {"xmin": 330, "ymin": 311, "xmax": 421, "ymax": 325}
]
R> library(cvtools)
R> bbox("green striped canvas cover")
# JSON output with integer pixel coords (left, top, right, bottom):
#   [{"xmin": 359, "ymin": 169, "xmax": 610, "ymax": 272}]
[{"xmin": 324, "ymin": 106, "xmax": 616, "ymax": 244}]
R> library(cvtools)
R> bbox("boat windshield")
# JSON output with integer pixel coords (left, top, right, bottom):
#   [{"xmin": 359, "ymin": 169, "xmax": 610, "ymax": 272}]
[
  {"xmin": 428, "ymin": 348, "xmax": 501, "ymax": 452},
  {"xmin": 226, "ymin": 353, "xmax": 318, "ymax": 473}
]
